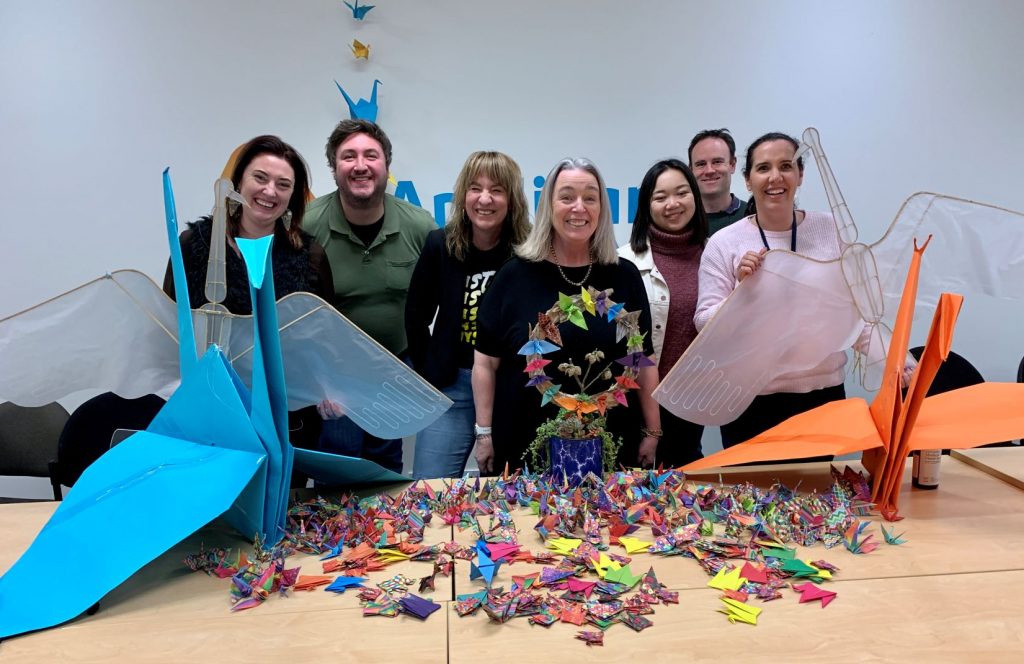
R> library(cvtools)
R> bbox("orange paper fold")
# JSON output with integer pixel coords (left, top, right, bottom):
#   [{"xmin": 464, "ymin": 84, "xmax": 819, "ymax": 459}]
[{"xmin": 682, "ymin": 238, "xmax": 1024, "ymax": 519}]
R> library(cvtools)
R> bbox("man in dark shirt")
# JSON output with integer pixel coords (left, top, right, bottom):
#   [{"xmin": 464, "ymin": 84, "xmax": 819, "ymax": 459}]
[{"xmin": 688, "ymin": 128, "xmax": 748, "ymax": 235}]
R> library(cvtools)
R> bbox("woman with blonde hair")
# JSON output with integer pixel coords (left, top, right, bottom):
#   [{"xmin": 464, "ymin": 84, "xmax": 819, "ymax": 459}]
[
  {"xmin": 473, "ymin": 158, "xmax": 661, "ymax": 474},
  {"xmin": 406, "ymin": 151, "xmax": 530, "ymax": 478}
]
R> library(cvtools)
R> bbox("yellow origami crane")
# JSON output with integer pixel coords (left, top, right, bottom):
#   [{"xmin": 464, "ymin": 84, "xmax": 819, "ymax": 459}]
[
  {"xmin": 617, "ymin": 536, "xmax": 653, "ymax": 555},
  {"xmin": 707, "ymin": 567, "xmax": 746, "ymax": 591},
  {"xmin": 545, "ymin": 537, "xmax": 582, "ymax": 556},
  {"xmin": 350, "ymin": 39, "xmax": 370, "ymax": 59},
  {"xmin": 719, "ymin": 597, "xmax": 761, "ymax": 625}
]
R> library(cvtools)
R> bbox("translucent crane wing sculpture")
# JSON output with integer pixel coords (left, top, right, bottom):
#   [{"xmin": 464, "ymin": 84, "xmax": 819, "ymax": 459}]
[
  {"xmin": 229, "ymin": 292, "xmax": 451, "ymax": 437},
  {"xmin": 871, "ymin": 192, "xmax": 1024, "ymax": 316},
  {"xmin": 0, "ymin": 185, "xmax": 450, "ymax": 440},
  {"xmin": 0, "ymin": 270, "xmax": 182, "ymax": 404},
  {"xmin": 653, "ymin": 251, "xmax": 864, "ymax": 426}
]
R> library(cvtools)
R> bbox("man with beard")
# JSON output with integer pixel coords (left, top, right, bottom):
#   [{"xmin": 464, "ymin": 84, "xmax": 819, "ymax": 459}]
[{"xmin": 305, "ymin": 119, "xmax": 435, "ymax": 473}]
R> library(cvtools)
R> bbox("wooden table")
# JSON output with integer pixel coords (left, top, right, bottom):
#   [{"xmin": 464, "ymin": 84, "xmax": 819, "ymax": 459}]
[
  {"xmin": 952, "ymin": 446, "xmax": 1024, "ymax": 490},
  {"xmin": 3, "ymin": 458, "xmax": 1024, "ymax": 662}
]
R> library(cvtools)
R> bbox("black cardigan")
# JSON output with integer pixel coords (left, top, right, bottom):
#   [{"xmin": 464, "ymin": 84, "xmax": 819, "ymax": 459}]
[{"xmin": 404, "ymin": 228, "xmax": 510, "ymax": 389}]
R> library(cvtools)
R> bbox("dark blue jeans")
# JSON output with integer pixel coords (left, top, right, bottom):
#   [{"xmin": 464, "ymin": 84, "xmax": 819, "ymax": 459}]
[
  {"xmin": 318, "ymin": 416, "xmax": 404, "ymax": 474},
  {"xmin": 315, "ymin": 353, "xmax": 413, "ymax": 476},
  {"xmin": 411, "ymin": 368, "xmax": 474, "ymax": 479}
]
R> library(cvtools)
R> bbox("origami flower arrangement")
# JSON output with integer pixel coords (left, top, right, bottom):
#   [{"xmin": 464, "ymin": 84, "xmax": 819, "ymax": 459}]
[{"xmin": 518, "ymin": 288, "xmax": 649, "ymax": 478}]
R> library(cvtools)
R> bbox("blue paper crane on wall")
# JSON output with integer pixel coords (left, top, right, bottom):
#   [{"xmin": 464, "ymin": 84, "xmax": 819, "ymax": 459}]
[
  {"xmin": 336, "ymin": 79, "xmax": 381, "ymax": 122},
  {"xmin": 344, "ymin": 0, "xmax": 375, "ymax": 21},
  {"xmin": 0, "ymin": 170, "xmax": 445, "ymax": 639}
]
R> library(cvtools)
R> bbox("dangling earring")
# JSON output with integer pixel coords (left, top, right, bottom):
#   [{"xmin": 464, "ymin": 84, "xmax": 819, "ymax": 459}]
[
  {"xmin": 281, "ymin": 209, "xmax": 293, "ymax": 231},
  {"xmin": 227, "ymin": 198, "xmax": 241, "ymax": 217}
]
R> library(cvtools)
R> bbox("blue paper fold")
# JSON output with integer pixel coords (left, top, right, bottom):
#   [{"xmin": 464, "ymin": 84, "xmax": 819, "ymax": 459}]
[{"xmin": 0, "ymin": 170, "xmax": 411, "ymax": 640}]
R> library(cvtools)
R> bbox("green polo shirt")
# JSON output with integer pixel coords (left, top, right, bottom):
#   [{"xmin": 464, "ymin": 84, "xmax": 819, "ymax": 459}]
[{"xmin": 305, "ymin": 191, "xmax": 435, "ymax": 355}]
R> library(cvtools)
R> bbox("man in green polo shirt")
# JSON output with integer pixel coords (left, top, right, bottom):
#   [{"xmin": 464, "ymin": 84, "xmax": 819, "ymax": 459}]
[{"xmin": 305, "ymin": 119, "xmax": 435, "ymax": 473}]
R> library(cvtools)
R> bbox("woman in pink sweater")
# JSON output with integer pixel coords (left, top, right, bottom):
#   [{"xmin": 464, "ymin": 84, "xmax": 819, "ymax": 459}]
[{"xmin": 694, "ymin": 132, "xmax": 848, "ymax": 448}]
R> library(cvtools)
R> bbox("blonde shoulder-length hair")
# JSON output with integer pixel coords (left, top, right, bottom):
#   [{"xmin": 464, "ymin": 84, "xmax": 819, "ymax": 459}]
[
  {"xmin": 445, "ymin": 151, "xmax": 531, "ymax": 261},
  {"xmin": 516, "ymin": 157, "xmax": 618, "ymax": 265}
]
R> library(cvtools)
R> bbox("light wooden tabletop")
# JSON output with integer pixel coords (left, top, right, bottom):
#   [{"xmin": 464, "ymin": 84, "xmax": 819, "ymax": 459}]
[
  {"xmin": 3, "ymin": 457, "xmax": 1024, "ymax": 662},
  {"xmin": 951, "ymin": 446, "xmax": 1024, "ymax": 490}
]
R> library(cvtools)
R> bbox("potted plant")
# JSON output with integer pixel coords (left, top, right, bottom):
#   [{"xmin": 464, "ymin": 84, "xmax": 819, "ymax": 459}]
[{"xmin": 521, "ymin": 287, "xmax": 649, "ymax": 485}]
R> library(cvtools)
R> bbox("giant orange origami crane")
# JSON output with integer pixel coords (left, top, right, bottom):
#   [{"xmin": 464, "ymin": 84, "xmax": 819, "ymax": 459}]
[
  {"xmin": 657, "ymin": 127, "xmax": 1024, "ymax": 520},
  {"xmin": 678, "ymin": 236, "xmax": 1024, "ymax": 519}
]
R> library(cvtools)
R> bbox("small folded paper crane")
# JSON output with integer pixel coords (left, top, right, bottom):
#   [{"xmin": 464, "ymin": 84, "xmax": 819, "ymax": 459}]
[
  {"xmin": 344, "ymin": 0, "xmax": 374, "ymax": 20},
  {"xmin": 336, "ymin": 79, "xmax": 381, "ymax": 122},
  {"xmin": 469, "ymin": 540, "xmax": 501, "ymax": 586},
  {"xmin": 350, "ymin": 39, "xmax": 370, "ymax": 60}
]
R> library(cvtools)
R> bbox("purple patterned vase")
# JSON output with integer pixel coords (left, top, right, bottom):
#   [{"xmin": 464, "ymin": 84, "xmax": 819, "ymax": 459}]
[{"xmin": 548, "ymin": 436, "xmax": 603, "ymax": 486}]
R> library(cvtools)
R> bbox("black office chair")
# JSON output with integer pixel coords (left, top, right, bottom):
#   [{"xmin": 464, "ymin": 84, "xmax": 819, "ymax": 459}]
[
  {"xmin": 49, "ymin": 392, "xmax": 165, "ymax": 498},
  {"xmin": 0, "ymin": 402, "xmax": 70, "ymax": 502},
  {"xmin": 908, "ymin": 346, "xmax": 1015, "ymax": 448}
]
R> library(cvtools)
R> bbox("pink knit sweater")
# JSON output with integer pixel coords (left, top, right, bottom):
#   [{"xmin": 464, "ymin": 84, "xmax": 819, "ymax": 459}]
[{"xmin": 694, "ymin": 210, "xmax": 861, "ymax": 395}]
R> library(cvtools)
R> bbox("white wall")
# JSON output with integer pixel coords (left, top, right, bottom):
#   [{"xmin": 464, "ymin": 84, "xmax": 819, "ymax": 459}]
[{"xmin": 2, "ymin": 1, "xmax": 1023, "ymax": 495}]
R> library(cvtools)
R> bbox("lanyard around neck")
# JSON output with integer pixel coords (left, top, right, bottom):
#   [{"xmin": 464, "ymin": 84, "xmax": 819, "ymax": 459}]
[{"xmin": 754, "ymin": 210, "xmax": 797, "ymax": 252}]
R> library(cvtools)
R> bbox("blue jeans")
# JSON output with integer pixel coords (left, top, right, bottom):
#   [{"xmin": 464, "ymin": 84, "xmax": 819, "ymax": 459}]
[
  {"xmin": 318, "ymin": 416, "xmax": 404, "ymax": 475},
  {"xmin": 412, "ymin": 368, "xmax": 475, "ymax": 479}
]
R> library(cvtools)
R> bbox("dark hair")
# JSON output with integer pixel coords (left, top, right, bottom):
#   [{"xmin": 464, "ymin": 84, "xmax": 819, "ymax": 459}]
[
  {"xmin": 742, "ymin": 132, "xmax": 804, "ymax": 179},
  {"xmin": 325, "ymin": 118, "xmax": 393, "ymax": 170},
  {"xmin": 629, "ymin": 159, "xmax": 709, "ymax": 253},
  {"xmin": 741, "ymin": 132, "xmax": 805, "ymax": 217},
  {"xmin": 688, "ymin": 128, "xmax": 737, "ymax": 163},
  {"xmin": 229, "ymin": 135, "xmax": 310, "ymax": 250}
]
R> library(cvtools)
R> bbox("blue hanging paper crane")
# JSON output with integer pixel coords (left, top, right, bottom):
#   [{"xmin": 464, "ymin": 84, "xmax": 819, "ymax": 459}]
[
  {"xmin": 336, "ymin": 79, "xmax": 381, "ymax": 122},
  {"xmin": 344, "ymin": 0, "xmax": 375, "ymax": 20}
]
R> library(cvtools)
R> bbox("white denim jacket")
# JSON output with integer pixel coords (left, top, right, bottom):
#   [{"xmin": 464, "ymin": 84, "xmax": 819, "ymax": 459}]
[{"xmin": 617, "ymin": 243, "xmax": 668, "ymax": 359}]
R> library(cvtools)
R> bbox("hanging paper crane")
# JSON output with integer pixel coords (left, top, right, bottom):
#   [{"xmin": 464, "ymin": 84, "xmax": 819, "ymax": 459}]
[
  {"xmin": 335, "ymin": 78, "xmax": 381, "ymax": 122},
  {"xmin": 344, "ymin": 0, "xmax": 375, "ymax": 21},
  {"xmin": 350, "ymin": 38, "xmax": 370, "ymax": 60}
]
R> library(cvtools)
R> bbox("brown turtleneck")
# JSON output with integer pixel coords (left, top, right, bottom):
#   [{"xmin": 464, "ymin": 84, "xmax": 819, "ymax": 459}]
[{"xmin": 649, "ymin": 224, "xmax": 702, "ymax": 379}]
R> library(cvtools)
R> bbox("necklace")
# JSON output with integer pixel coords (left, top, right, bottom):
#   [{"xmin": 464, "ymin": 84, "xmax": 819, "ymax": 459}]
[
  {"xmin": 754, "ymin": 209, "xmax": 798, "ymax": 251},
  {"xmin": 549, "ymin": 238, "xmax": 593, "ymax": 287}
]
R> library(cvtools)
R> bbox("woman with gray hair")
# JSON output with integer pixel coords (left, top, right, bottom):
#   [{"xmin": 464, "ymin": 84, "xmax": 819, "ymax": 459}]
[{"xmin": 472, "ymin": 158, "xmax": 661, "ymax": 474}]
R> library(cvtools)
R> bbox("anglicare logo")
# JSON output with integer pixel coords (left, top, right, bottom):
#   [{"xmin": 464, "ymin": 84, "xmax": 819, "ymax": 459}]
[{"xmin": 394, "ymin": 176, "xmax": 642, "ymax": 229}]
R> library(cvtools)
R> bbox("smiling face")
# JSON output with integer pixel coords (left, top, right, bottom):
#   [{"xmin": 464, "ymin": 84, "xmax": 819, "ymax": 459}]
[
  {"xmin": 333, "ymin": 132, "xmax": 388, "ymax": 208},
  {"xmin": 745, "ymin": 139, "xmax": 803, "ymax": 214},
  {"xmin": 649, "ymin": 168, "xmax": 695, "ymax": 234},
  {"xmin": 551, "ymin": 169, "xmax": 601, "ymax": 249},
  {"xmin": 690, "ymin": 137, "xmax": 736, "ymax": 201},
  {"xmin": 238, "ymin": 153, "xmax": 295, "ymax": 231},
  {"xmin": 465, "ymin": 172, "xmax": 509, "ymax": 237}
]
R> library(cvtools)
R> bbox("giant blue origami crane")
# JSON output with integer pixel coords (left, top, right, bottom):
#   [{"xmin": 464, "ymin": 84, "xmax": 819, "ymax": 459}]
[{"xmin": 0, "ymin": 170, "xmax": 443, "ymax": 639}]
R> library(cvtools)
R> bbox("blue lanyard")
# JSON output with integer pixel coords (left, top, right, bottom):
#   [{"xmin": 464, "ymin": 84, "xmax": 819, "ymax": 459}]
[{"xmin": 755, "ymin": 210, "xmax": 797, "ymax": 251}]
